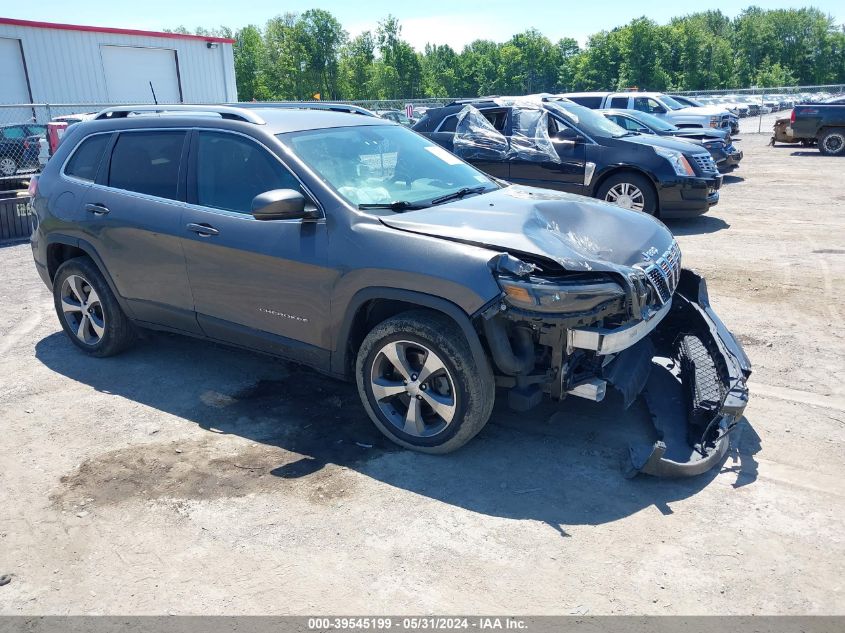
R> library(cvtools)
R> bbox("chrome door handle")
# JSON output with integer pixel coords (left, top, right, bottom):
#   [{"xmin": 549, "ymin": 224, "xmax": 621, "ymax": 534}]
[
  {"xmin": 85, "ymin": 203, "xmax": 110, "ymax": 216},
  {"xmin": 186, "ymin": 223, "xmax": 219, "ymax": 237}
]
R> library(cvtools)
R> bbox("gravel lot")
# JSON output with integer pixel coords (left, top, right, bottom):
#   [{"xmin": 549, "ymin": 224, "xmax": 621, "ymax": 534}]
[{"xmin": 1, "ymin": 130, "xmax": 843, "ymax": 615}]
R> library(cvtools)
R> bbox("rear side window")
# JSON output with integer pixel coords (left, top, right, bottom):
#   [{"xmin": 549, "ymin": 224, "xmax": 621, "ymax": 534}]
[
  {"xmin": 610, "ymin": 97, "xmax": 628, "ymax": 108},
  {"xmin": 65, "ymin": 134, "xmax": 111, "ymax": 182},
  {"xmin": 195, "ymin": 131, "xmax": 302, "ymax": 214},
  {"xmin": 108, "ymin": 131, "xmax": 186, "ymax": 200},
  {"xmin": 568, "ymin": 96, "xmax": 603, "ymax": 109}
]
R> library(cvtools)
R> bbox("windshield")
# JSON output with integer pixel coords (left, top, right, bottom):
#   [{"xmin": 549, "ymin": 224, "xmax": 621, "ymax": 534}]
[
  {"xmin": 625, "ymin": 110, "xmax": 678, "ymax": 132},
  {"xmin": 546, "ymin": 101, "xmax": 630, "ymax": 139},
  {"xmin": 657, "ymin": 95, "xmax": 686, "ymax": 110},
  {"xmin": 279, "ymin": 124, "xmax": 497, "ymax": 208}
]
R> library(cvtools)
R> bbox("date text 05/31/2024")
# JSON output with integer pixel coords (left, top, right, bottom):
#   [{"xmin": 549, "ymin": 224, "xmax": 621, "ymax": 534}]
[{"xmin": 307, "ymin": 617, "xmax": 528, "ymax": 630}]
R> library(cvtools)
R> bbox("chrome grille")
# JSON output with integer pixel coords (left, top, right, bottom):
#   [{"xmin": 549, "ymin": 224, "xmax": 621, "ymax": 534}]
[
  {"xmin": 639, "ymin": 241, "xmax": 682, "ymax": 306},
  {"xmin": 691, "ymin": 153, "xmax": 717, "ymax": 173}
]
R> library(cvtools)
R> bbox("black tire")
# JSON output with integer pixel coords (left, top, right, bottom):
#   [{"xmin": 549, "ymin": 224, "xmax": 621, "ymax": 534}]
[
  {"xmin": 53, "ymin": 256, "xmax": 136, "ymax": 357},
  {"xmin": 595, "ymin": 171, "xmax": 658, "ymax": 215},
  {"xmin": 356, "ymin": 310, "xmax": 495, "ymax": 454},
  {"xmin": 818, "ymin": 128, "xmax": 845, "ymax": 156}
]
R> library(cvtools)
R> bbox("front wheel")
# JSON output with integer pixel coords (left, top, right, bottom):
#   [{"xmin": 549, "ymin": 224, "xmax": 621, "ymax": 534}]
[
  {"xmin": 356, "ymin": 310, "xmax": 495, "ymax": 454},
  {"xmin": 596, "ymin": 172, "xmax": 658, "ymax": 215},
  {"xmin": 818, "ymin": 128, "xmax": 845, "ymax": 156}
]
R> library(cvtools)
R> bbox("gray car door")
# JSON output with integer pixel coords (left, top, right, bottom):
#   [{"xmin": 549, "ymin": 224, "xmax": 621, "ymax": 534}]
[
  {"xmin": 78, "ymin": 129, "xmax": 200, "ymax": 333},
  {"xmin": 180, "ymin": 130, "xmax": 332, "ymax": 367}
]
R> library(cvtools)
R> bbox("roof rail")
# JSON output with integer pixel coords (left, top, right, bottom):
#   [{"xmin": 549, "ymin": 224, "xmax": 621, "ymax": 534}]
[
  {"xmin": 93, "ymin": 105, "xmax": 266, "ymax": 124},
  {"xmin": 228, "ymin": 101, "xmax": 378, "ymax": 117}
]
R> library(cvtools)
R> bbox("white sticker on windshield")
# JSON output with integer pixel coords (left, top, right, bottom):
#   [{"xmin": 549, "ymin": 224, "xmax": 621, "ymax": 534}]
[{"xmin": 425, "ymin": 145, "xmax": 463, "ymax": 165}]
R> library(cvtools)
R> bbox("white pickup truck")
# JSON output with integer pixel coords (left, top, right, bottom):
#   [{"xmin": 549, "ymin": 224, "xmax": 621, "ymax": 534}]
[{"xmin": 559, "ymin": 91, "xmax": 738, "ymax": 134}]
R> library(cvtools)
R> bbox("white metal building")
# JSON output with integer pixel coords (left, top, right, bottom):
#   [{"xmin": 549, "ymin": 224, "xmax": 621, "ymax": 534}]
[{"xmin": 0, "ymin": 17, "xmax": 237, "ymax": 119}]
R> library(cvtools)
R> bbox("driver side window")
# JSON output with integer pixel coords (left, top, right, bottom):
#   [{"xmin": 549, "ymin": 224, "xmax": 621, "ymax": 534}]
[{"xmin": 195, "ymin": 131, "xmax": 303, "ymax": 214}]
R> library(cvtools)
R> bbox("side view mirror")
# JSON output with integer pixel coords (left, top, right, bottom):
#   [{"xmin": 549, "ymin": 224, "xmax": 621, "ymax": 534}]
[
  {"xmin": 637, "ymin": 127, "xmax": 653, "ymax": 134},
  {"xmin": 652, "ymin": 106, "xmax": 667, "ymax": 114},
  {"xmin": 251, "ymin": 189, "xmax": 319, "ymax": 221}
]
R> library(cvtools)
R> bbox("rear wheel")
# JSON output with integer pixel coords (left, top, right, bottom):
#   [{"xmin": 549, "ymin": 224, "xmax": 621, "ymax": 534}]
[
  {"xmin": 53, "ymin": 257, "xmax": 136, "ymax": 357},
  {"xmin": 818, "ymin": 128, "xmax": 845, "ymax": 156},
  {"xmin": 356, "ymin": 310, "xmax": 495, "ymax": 453},
  {"xmin": 596, "ymin": 172, "xmax": 658, "ymax": 215}
]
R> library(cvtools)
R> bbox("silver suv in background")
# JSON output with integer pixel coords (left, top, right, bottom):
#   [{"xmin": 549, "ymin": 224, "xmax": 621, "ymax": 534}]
[{"xmin": 560, "ymin": 91, "xmax": 739, "ymax": 134}]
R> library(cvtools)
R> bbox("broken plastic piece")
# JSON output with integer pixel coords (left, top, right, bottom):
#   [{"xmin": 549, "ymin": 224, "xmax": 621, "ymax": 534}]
[
  {"xmin": 489, "ymin": 252, "xmax": 538, "ymax": 277},
  {"xmin": 453, "ymin": 105, "xmax": 511, "ymax": 161}
]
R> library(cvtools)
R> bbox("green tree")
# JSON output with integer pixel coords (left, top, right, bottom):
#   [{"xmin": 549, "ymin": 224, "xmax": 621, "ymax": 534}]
[
  {"xmin": 339, "ymin": 32, "xmax": 376, "ymax": 100},
  {"xmin": 297, "ymin": 9, "xmax": 347, "ymax": 99},
  {"xmin": 234, "ymin": 25, "xmax": 271, "ymax": 101}
]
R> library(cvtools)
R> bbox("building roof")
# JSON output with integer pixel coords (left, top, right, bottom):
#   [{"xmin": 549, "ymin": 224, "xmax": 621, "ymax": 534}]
[{"xmin": 0, "ymin": 17, "xmax": 235, "ymax": 43}]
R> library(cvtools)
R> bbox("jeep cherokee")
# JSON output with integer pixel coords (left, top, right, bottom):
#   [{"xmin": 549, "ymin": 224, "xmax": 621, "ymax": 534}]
[{"xmin": 30, "ymin": 104, "xmax": 750, "ymax": 477}]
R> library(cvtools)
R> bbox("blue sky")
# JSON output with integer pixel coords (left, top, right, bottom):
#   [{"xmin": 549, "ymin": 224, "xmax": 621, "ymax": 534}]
[{"xmin": 8, "ymin": 1, "xmax": 845, "ymax": 50}]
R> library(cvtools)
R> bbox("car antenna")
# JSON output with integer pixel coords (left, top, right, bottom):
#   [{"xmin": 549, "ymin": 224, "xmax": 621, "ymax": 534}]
[{"xmin": 149, "ymin": 81, "xmax": 158, "ymax": 105}]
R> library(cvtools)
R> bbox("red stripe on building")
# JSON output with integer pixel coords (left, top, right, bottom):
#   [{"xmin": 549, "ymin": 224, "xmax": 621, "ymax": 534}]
[{"xmin": 0, "ymin": 17, "xmax": 235, "ymax": 43}]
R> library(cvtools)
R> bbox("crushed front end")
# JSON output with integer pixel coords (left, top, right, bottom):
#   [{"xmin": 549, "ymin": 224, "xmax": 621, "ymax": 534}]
[{"xmin": 480, "ymin": 242, "xmax": 751, "ymax": 478}]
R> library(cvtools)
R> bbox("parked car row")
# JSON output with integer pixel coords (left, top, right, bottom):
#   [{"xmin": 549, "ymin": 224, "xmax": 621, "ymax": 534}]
[{"xmin": 673, "ymin": 91, "xmax": 842, "ymax": 118}]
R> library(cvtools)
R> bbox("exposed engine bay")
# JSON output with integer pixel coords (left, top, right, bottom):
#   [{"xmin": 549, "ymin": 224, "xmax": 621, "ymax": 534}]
[{"xmin": 479, "ymin": 256, "xmax": 751, "ymax": 478}]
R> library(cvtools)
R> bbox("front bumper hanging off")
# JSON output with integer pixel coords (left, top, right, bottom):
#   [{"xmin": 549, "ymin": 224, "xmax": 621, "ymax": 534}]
[
  {"xmin": 625, "ymin": 269, "xmax": 750, "ymax": 477},
  {"xmin": 568, "ymin": 268, "xmax": 751, "ymax": 478}
]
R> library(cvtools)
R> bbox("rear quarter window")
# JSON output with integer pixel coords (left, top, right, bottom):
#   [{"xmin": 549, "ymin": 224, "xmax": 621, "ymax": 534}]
[
  {"xmin": 65, "ymin": 134, "xmax": 111, "ymax": 182},
  {"xmin": 437, "ymin": 115, "xmax": 459, "ymax": 133},
  {"xmin": 108, "ymin": 131, "xmax": 186, "ymax": 200},
  {"xmin": 568, "ymin": 96, "xmax": 604, "ymax": 109}
]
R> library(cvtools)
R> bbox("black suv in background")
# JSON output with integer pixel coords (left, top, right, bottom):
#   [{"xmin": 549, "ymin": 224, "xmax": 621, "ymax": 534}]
[
  {"xmin": 413, "ymin": 98, "xmax": 722, "ymax": 217},
  {"xmin": 29, "ymin": 105, "xmax": 749, "ymax": 477}
]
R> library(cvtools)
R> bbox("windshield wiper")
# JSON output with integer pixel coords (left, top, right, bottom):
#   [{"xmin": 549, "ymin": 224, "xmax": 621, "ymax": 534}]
[
  {"xmin": 358, "ymin": 201, "xmax": 426, "ymax": 211},
  {"xmin": 430, "ymin": 185, "xmax": 489, "ymax": 206}
]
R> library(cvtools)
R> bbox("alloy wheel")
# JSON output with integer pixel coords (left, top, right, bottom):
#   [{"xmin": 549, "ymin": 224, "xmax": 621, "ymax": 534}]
[
  {"xmin": 60, "ymin": 274, "xmax": 106, "ymax": 345},
  {"xmin": 605, "ymin": 182, "xmax": 645, "ymax": 211},
  {"xmin": 0, "ymin": 158, "xmax": 16, "ymax": 177},
  {"xmin": 369, "ymin": 340, "xmax": 457, "ymax": 438},
  {"xmin": 823, "ymin": 134, "xmax": 844, "ymax": 154}
]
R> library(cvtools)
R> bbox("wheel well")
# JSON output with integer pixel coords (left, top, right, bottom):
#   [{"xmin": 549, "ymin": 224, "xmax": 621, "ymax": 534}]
[
  {"xmin": 47, "ymin": 243, "xmax": 87, "ymax": 281},
  {"xmin": 344, "ymin": 299, "xmax": 459, "ymax": 376},
  {"xmin": 592, "ymin": 167, "xmax": 659, "ymax": 213}
]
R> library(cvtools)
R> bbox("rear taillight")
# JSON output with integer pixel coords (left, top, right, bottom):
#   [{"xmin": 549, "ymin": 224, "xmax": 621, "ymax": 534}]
[
  {"xmin": 27, "ymin": 175, "xmax": 38, "ymax": 197},
  {"xmin": 790, "ymin": 109, "xmax": 796, "ymax": 124}
]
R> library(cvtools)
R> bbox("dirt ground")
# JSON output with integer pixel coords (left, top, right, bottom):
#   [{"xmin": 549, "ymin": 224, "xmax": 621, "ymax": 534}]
[{"xmin": 1, "ymin": 129, "xmax": 844, "ymax": 615}]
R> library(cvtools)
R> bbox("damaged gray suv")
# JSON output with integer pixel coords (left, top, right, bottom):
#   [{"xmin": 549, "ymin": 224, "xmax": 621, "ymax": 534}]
[{"xmin": 30, "ymin": 105, "xmax": 750, "ymax": 477}]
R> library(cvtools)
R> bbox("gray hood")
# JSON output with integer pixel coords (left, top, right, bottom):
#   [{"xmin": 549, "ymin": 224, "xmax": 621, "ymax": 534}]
[{"xmin": 380, "ymin": 186, "xmax": 675, "ymax": 273}]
